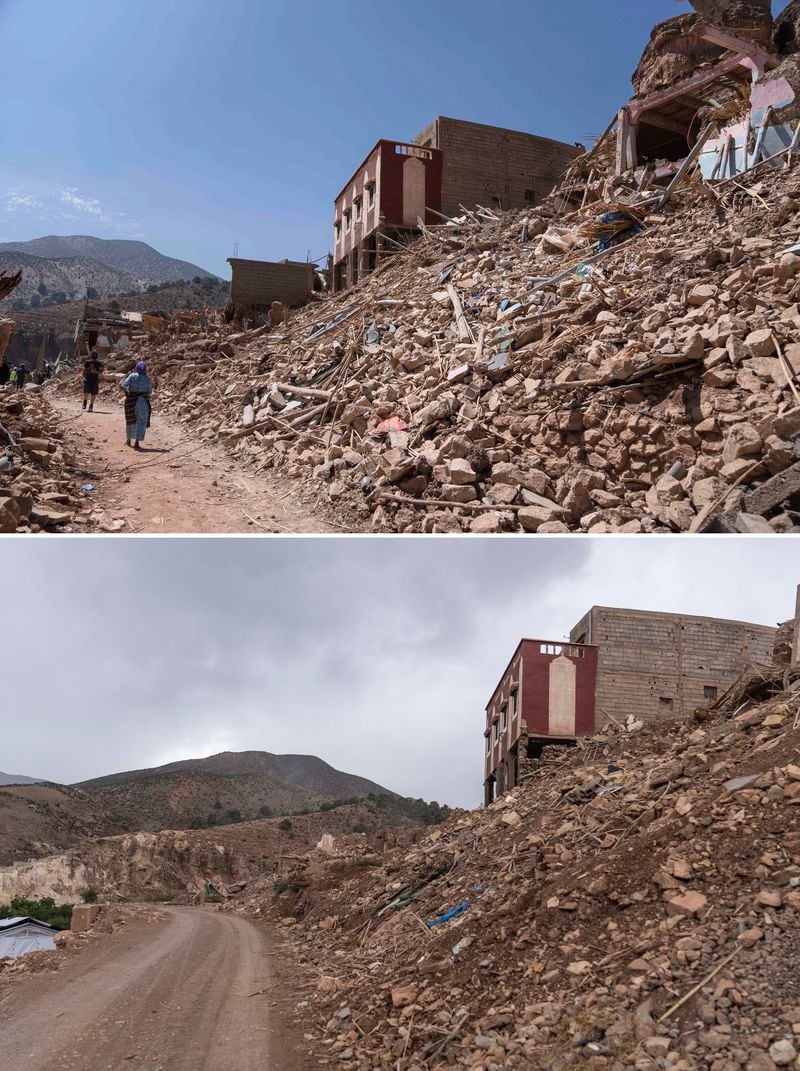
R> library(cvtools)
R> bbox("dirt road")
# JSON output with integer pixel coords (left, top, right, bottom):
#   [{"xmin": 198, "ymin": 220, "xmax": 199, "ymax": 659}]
[
  {"xmin": 1, "ymin": 907, "xmax": 303, "ymax": 1071},
  {"xmin": 51, "ymin": 395, "xmax": 334, "ymax": 533}
]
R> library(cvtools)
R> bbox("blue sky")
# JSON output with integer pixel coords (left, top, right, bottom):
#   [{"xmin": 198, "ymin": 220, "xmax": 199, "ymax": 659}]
[{"xmin": 0, "ymin": 1, "xmax": 784, "ymax": 278}]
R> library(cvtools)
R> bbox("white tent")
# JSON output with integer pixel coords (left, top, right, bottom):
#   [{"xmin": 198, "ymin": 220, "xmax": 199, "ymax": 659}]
[{"xmin": 0, "ymin": 917, "xmax": 58, "ymax": 958}]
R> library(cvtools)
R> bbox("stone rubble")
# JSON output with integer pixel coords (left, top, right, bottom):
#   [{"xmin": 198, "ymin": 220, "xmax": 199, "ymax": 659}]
[
  {"xmin": 78, "ymin": 160, "xmax": 800, "ymax": 533},
  {"xmin": 227, "ymin": 663, "xmax": 800, "ymax": 1069}
]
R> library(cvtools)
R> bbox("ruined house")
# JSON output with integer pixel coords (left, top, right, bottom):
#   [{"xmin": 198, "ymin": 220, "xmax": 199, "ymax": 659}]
[
  {"xmin": 483, "ymin": 639, "xmax": 598, "ymax": 803},
  {"xmin": 570, "ymin": 607, "xmax": 776, "ymax": 725},
  {"xmin": 332, "ymin": 118, "xmax": 576, "ymax": 293},
  {"xmin": 332, "ymin": 140, "xmax": 444, "ymax": 293},
  {"xmin": 606, "ymin": 1, "xmax": 800, "ymax": 183},
  {"xmin": 485, "ymin": 603, "xmax": 777, "ymax": 803},
  {"xmin": 226, "ymin": 257, "xmax": 315, "ymax": 316}
]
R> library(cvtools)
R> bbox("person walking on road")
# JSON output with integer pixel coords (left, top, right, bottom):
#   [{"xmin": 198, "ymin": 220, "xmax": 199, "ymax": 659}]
[
  {"xmin": 82, "ymin": 350, "xmax": 103, "ymax": 411},
  {"xmin": 120, "ymin": 359, "xmax": 153, "ymax": 450}
]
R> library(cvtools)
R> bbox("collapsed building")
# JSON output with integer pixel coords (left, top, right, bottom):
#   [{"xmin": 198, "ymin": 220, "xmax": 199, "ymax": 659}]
[
  {"xmin": 485, "ymin": 604, "xmax": 777, "ymax": 803},
  {"xmin": 226, "ymin": 256, "xmax": 319, "ymax": 320}
]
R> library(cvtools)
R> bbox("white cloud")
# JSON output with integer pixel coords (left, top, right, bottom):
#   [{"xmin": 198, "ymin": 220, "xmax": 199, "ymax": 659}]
[{"xmin": 0, "ymin": 179, "xmax": 143, "ymax": 236}]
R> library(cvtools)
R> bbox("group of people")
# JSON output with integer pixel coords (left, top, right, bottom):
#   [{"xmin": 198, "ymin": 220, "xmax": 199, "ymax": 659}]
[
  {"xmin": 0, "ymin": 358, "xmax": 28, "ymax": 389},
  {"xmin": 81, "ymin": 350, "xmax": 154, "ymax": 450}
]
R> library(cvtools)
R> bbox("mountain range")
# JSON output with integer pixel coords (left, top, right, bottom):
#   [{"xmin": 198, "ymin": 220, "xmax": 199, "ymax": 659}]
[
  {"xmin": 0, "ymin": 751, "xmax": 450, "ymax": 866},
  {"xmin": 0, "ymin": 235, "xmax": 219, "ymax": 307},
  {"xmin": 0, "ymin": 771, "xmax": 41, "ymax": 786}
]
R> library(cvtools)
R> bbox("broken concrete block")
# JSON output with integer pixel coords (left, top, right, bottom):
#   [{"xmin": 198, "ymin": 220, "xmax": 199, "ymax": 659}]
[
  {"xmin": 721, "ymin": 423, "xmax": 762, "ymax": 465},
  {"xmin": 745, "ymin": 328, "xmax": 775, "ymax": 358}
]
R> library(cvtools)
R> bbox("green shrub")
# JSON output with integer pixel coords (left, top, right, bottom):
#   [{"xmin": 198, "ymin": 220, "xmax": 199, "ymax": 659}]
[{"xmin": 0, "ymin": 896, "xmax": 73, "ymax": 930}]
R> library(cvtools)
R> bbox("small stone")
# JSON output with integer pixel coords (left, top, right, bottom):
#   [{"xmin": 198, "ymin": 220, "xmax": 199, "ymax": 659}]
[
  {"xmin": 739, "ymin": 927, "xmax": 764, "ymax": 948},
  {"xmin": 391, "ymin": 984, "xmax": 417, "ymax": 1008},
  {"xmin": 768, "ymin": 1039, "xmax": 796, "ymax": 1066},
  {"xmin": 667, "ymin": 891, "xmax": 708, "ymax": 916},
  {"xmin": 755, "ymin": 889, "xmax": 782, "ymax": 908}
]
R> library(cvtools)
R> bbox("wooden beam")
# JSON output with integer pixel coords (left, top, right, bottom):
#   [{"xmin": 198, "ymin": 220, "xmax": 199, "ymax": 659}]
[
  {"xmin": 615, "ymin": 107, "xmax": 631, "ymax": 176},
  {"xmin": 629, "ymin": 54, "xmax": 744, "ymax": 122},
  {"xmin": 697, "ymin": 23, "xmax": 779, "ymax": 73},
  {"xmin": 637, "ymin": 111, "xmax": 690, "ymax": 137}
]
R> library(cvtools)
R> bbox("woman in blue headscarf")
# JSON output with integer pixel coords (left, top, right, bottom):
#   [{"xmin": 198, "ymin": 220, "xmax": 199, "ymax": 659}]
[{"xmin": 120, "ymin": 360, "xmax": 153, "ymax": 450}]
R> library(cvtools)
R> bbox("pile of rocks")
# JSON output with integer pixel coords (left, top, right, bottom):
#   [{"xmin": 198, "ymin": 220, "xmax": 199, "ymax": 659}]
[
  {"xmin": 0, "ymin": 385, "xmax": 90, "ymax": 533},
  {"xmin": 234, "ymin": 667, "xmax": 800, "ymax": 1070},
  {"xmin": 98, "ymin": 157, "xmax": 800, "ymax": 533}
]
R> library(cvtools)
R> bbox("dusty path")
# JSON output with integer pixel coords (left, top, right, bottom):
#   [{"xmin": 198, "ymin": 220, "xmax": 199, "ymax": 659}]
[
  {"xmin": 0, "ymin": 907, "xmax": 303, "ymax": 1071},
  {"xmin": 51, "ymin": 395, "xmax": 334, "ymax": 533}
]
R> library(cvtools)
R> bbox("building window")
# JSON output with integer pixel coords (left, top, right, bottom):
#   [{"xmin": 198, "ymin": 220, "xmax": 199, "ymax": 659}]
[
  {"xmin": 344, "ymin": 210, "xmax": 351, "ymax": 233},
  {"xmin": 485, "ymin": 734, "xmax": 491, "ymax": 756},
  {"xmin": 354, "ymin": 198, "xmax": 362, "ymax": 223},
  {"xmin": 508, "ymin": 690, "xmax": 516, "ymax": 722},
  {"xmin": 334, "ymin": 221, "xmax": 341, "ymax": 242},
  {"xmin": 704, "ymin": 686, "xmax": 718, "ymax": 701},
  {"xmin": 394, "ymin": 144, "xmax": 433, "ymax": 159},
  {"xmin": 539, "ymin": 643, "xmax": 563, "ymax": 656},
  {"xmin": 366, "ymin": 183, "xmax": 375, "ymax": 209},
  {"xmin": 524, "ymin": 189, "xmax": 536, "ymax": 203},
  {"xmin": 493, "ymin": 721, "xmax": 499, "ymax": 744},
  {"xmin": 501, "ymin": 704, "xmax": 508, "ymax": 732}
]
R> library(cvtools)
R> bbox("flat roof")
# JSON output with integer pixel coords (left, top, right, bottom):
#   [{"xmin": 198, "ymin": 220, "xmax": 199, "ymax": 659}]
[
  {"xmin": 418, "ymin": 115, "xmax": 579, "ymax": 153},
  {"xmin": 579, "ymin": 605, "xmax": 776, "ymax": 633}
]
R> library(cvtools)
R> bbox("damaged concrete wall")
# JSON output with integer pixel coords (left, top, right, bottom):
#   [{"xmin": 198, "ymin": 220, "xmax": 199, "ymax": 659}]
[{"xmin": 569, "ymin": 608, "xmax": 776, "ymax": 725}]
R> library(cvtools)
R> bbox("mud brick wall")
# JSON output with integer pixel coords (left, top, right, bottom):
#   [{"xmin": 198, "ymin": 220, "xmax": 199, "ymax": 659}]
[
  {"xmin": 415, "ymin": 117, "xmax": 577, "ymax": 217},
  {"xmin": 570, "ymin": 607, "xmax": 776, "ymax": 724},
  {"xmin": 228, "ymin": 258, "xmax": 313, "ymax": 308}
]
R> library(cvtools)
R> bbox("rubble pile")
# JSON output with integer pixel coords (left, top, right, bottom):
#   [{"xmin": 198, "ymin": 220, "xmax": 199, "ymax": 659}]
[
  {"xmin": 0, "ymin": 386, "xmax": 92, "ymax": 533},
  {"xmin": 99, "ymin": 156, "xmax": 800, "ymax": 534},
  {"xmin": 233, "ymin": 671, "xmax": 800, "ymax": 1070}
]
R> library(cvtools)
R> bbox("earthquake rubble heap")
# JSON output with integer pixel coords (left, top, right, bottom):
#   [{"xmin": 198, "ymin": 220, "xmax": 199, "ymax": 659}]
[
  {"xmin": 231, "ymin": 657, "xmax": 800, "ymax": 1071},
  {"xmin": 0, "ymin": 388, "xmax": 93, "ymax": 533},
  {"xmin": 45, "ymin": 4, "xmax": 800, "ymax": 531},
  {"xmin": 98, "ymin": 168, "xmax": 800, "ymax": 535}
]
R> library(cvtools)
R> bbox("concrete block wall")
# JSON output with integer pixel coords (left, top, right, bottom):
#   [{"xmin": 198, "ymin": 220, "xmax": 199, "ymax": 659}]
[
  {"xmin": 415, "ymin": 116, "xmax": 578, "ymax": 217},
  {"xmin": 570, "ymin": 607, "xmax": 776, "ymax": 724},
  {"xmin": 228, "ymin": 258, "xmax": 313, "ymax": 308}
]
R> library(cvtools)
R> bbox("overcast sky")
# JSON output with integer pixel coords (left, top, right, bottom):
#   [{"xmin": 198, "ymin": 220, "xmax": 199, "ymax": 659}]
[{"xmin": 2, "ymin": 538, "xmax": 794, "ymax": 809}]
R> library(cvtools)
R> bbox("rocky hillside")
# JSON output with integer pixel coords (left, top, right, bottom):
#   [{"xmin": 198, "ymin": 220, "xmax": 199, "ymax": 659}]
[
  {"xmin": 0, "ymin": 751, "xmax": 448, "ymax": 866},
  {"xmin": 0, "ymin": 807, "xmax": 385, "ymax": 903},
  {"xmin": 0, "ymin": 251, "xmax": 136, "ymax": 306},
  {"xmin": 82, "ymin": 750, "xmax": 391, "ymax": 799},
  {"xmin": 0, "ymin": 235, "xmax": 217, "ymax": 285},
  {"xmin": 100, "ymin": 156, "xmax": 800, "ymax": 536}
]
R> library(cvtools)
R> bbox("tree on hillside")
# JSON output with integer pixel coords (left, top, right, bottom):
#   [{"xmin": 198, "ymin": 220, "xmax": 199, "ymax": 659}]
[
  {"xmin": 29, "ymin": 294, "xmax": 40, "ymax": 308},
  {"xmin": 86, "ymin": 287, "xmax": 98, "ymax": 300},
  {"xmin": 37, "ymin": 282, "xmax": 48, "ymax": 296}
]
